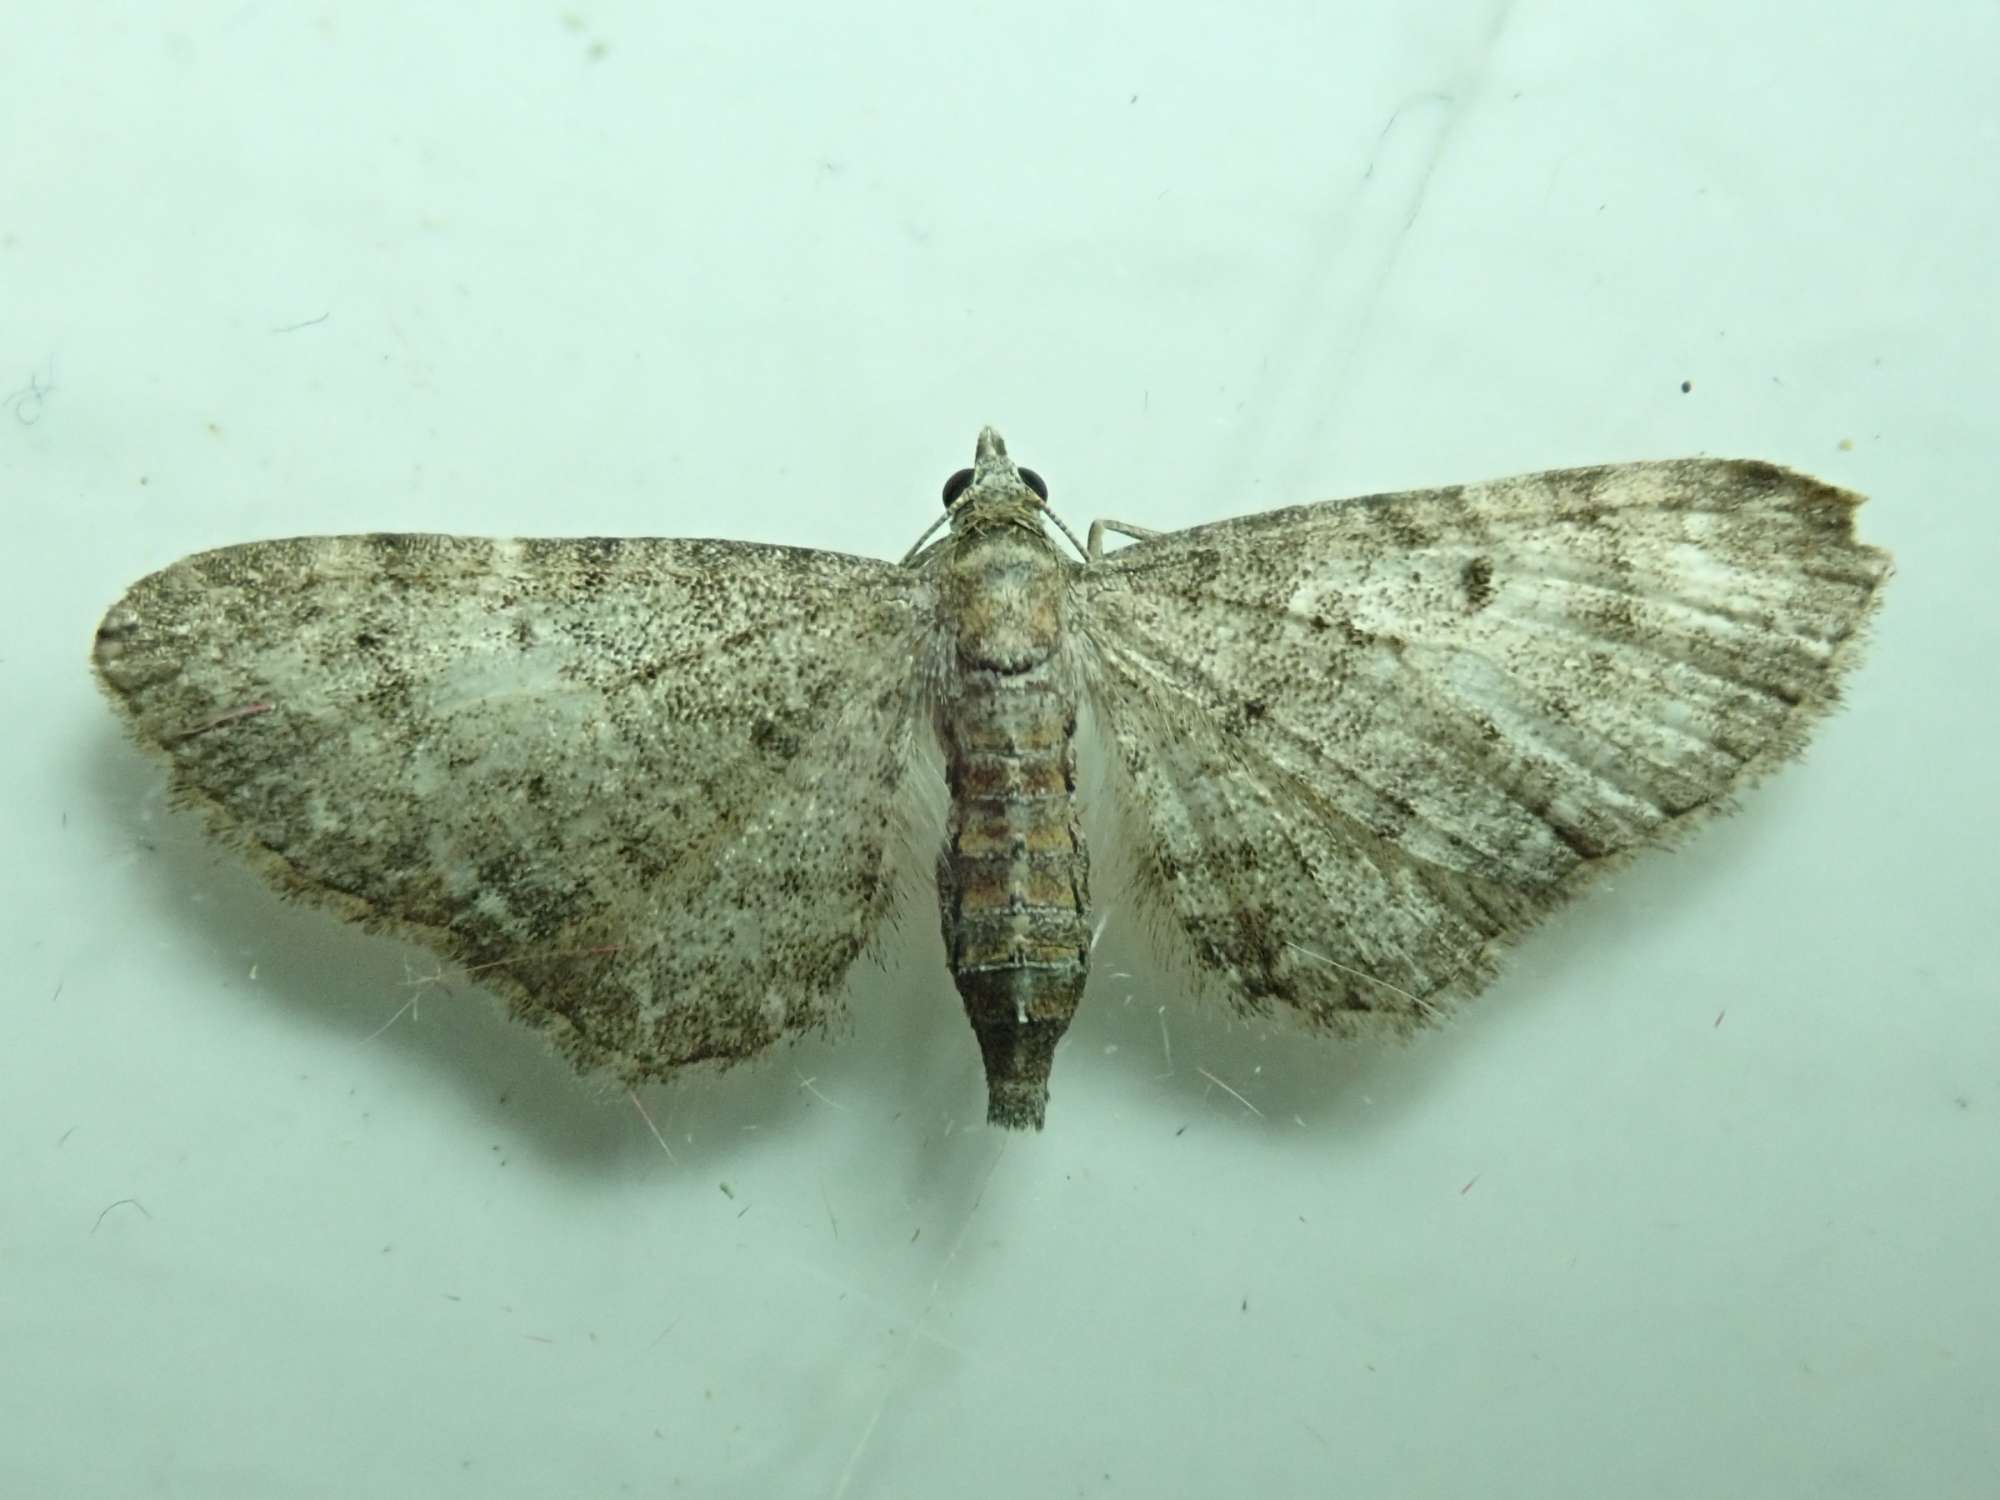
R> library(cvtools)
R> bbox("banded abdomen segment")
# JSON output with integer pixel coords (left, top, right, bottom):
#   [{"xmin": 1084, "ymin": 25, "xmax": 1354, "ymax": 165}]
[{"xmin": 939, "ymin": 667, "xmax": 1090, "ymax": 1130}]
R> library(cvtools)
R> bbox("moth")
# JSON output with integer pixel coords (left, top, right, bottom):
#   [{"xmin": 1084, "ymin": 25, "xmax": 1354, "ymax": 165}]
[{"xmin": 93, "ymin": 428, "xmax": 1889, "ymax": 1128}]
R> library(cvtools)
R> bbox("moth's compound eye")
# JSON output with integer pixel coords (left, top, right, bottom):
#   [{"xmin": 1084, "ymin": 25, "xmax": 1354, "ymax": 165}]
[
  {"xmin": 1020, "ymin": 468, "xmax": 1049, "ymax": 502},
  {"xmin": 942, "ymin": 468, "xmax": 974, "ymax": 508}
]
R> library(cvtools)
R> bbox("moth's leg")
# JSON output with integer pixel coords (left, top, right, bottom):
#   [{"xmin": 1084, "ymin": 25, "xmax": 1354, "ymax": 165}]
[{"xmin": 1086, "ymin": 519, "xmax": 1162, "ymax": 561}]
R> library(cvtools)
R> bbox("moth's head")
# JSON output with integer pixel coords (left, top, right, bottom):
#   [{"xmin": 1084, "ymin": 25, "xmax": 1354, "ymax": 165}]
[{"xmin": 940, "ymin": 426, "xmax": 1050, "ymax": 537}]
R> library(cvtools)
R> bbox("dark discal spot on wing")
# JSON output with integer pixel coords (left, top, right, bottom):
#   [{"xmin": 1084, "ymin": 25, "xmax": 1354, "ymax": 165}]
[
  {"xmin": 749, "ymin": 715, "xmax": 804, "ymax": 762},
  {"xmin": 1459, "ymin": 556, "xmax": 1495, "ymax": 612}
]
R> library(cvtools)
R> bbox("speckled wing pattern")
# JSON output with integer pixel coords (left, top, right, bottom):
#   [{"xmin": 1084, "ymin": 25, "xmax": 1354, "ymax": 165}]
[
  {"xmin": 95, "ymin": 534, "xmax": 933, "ymax": 1082},
  {"xmin": 93, "ymin": 441, "xmax": 1888, "ymax": 1126},
  {"xmin": 1077, "ymin": 459, "xmax": 1889, "ymax": 1026}
]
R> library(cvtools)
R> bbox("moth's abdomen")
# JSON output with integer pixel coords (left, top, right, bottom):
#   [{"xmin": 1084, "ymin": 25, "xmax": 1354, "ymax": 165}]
[
  {"xmin": 940, "ymin": 682, "xmax": 1089, "ymax": 1131},
  {"xmin": 934, "ymin": 530, "xmax": 1089, "ymax": 1130}
]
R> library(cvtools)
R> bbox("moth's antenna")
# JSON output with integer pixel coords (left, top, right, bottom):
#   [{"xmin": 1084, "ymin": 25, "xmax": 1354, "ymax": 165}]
[
  {"xmin": 1042, "ymin": 507, "xmax": 1089, "ymax": 561},
  {"xmin": 898, "ymin": 510, "xmax": 952, "ymax": 566}
]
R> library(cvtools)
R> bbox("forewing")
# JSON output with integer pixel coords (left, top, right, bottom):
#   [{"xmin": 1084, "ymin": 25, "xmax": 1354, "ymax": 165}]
[
  {"xmin": 1078, "ymin": 460, "xmax": 1889, "ymax": 1022},
  {"xmin": 95, "ymin": 534, "xmax": 935, "ymax": 1080}
]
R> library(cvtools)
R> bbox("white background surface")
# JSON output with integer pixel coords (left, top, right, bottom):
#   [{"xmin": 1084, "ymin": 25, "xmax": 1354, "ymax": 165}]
[{"xmin": 4, "ymin": 4, "xmax": 1994, "ymax": 1497}]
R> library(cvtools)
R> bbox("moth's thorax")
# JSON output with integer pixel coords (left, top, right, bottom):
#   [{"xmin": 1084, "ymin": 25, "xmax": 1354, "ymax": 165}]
[
  {"xmin": 936, "ymin": 523, "xmax": 1071, "ymax": 673},
  {"xmin": 932, "ymin": 524, "xmax": 1089, "ymax": 1130}
]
